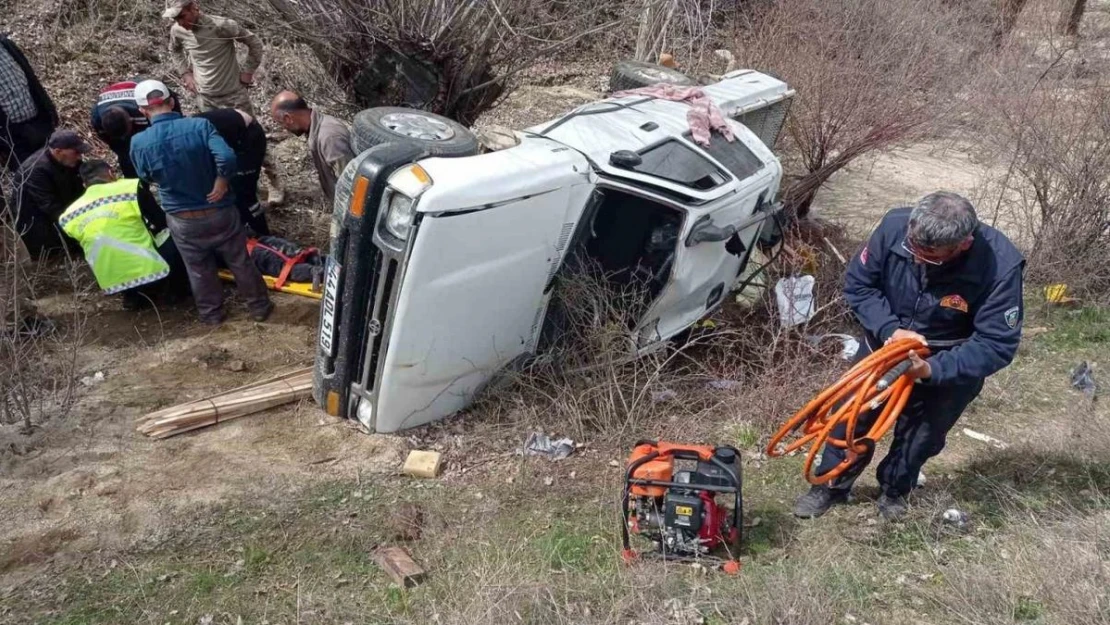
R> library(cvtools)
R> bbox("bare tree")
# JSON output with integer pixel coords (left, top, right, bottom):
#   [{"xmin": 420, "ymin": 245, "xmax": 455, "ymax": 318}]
[
  {"xmin": 993, "ymin": 0, "xmax": 1033, "ymax": 46},
  {"xmin": 1059, "ymin": 0, "xmax": 1087, "ymax": 36},
  {"xmin": 263, "ymin": 0, "xmax": 617, "ymax": 124},
  {"xmin": 633, "ymin": 0, "xmax": 724, "ymax": 70},
  {"xmin": 1, "ymin": 162, "xmax": 87, "ymax": 432},
  {"xmin": 986, "ymin": 74, "xmax": 1110, "ymax": 296},
  {"xmin": 735, "ymin": 0, "xmax": 989, "ymax": 217},
  {"xmin": 635, "ymin": 0, "xmax": 678, "ymax": 63}
]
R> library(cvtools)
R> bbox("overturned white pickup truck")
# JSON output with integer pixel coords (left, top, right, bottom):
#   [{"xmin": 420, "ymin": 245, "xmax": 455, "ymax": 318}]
[{"xmin": 314, "ymin": 66, "xmax": 794, "ymax": 432}]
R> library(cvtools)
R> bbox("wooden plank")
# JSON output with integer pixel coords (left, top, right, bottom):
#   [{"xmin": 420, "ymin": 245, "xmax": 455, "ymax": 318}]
[
  {"xmin": 136, "ymin": 368, "xmax": 314, "ymax": 439},
  {"xmin": 373, "ymin": 547, "xmax": 426, "ymax": 587},
  {"xmin": 135, "ymin": 367, "xmax": 312, "ymax": 422},
  {"xmin": 402, "ymin": 450, "xmax": 443, "ymax": 479}
]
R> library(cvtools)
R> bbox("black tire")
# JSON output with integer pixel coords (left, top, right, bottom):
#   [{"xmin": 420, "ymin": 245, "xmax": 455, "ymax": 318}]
[
  {"xmin": 351, "ymin": 107, "xmax": 479, "ymax": 157},
  {"xmin": 608, "ymin": 60, "xmax": 695, "ymax": 93}
]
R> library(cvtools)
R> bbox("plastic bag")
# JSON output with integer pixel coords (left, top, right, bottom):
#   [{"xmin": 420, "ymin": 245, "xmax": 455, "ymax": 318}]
[{"xmin": 775, "ymin": 275, "xmax": 816, "ymax": 327}]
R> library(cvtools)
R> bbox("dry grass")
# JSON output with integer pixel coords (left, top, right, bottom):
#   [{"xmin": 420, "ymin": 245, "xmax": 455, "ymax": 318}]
[
  {"xmin": 471, "ymin": 219, "xmax": 858, "ymax": 448},
  {"xmin": 4, "ymin": 1, "xmax": 1110, "ymax": 624}
]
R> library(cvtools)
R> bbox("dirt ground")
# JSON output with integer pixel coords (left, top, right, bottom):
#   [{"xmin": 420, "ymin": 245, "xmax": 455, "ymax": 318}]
[
  {"xmin": 2, "ymin": 2, "xmax": 1110, "ymax": 623},
  {"xmin": 0, "ymin": 9, "xmax": 632, "ymax": 593}
]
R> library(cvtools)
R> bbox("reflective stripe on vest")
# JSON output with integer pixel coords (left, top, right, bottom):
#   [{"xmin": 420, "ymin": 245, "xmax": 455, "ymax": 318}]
[
  {"xmin": 86, "ymin": 236, "xmax": 169, "ymax": 268},
  {"xmin": 60, "ymin": 179, "xmax": 170, "ymax": 294},
  {"xmin": 58, "ymin": 192, "xmax": 140, "ymax": 229}
]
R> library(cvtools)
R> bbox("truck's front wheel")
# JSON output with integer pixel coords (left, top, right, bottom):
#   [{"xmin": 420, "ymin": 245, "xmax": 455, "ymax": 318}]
[
  {"xmin": 352, "ymin": 107, "xmax": 480, "ymax": 157},
  {"xmin": 609, "ymin": 60, "xmax": 695, "ymax": 93}
]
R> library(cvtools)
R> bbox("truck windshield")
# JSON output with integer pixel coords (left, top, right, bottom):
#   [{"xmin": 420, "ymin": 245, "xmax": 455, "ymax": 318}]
[
  {"xmin": 632, "ymin": 140, "xmax": 729, "ymax": 190},
  {"xmin": 693, "ymin": 131, "xmax": 764, "ymax": 181}
]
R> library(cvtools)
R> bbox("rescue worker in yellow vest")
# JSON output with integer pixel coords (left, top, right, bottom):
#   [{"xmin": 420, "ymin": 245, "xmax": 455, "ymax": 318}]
[{"xmin": 59, "ymin": 159, "xmax": 188, "ymax": 310}]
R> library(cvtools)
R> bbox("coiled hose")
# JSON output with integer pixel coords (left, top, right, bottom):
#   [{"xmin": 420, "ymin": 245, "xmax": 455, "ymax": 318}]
[{"xmin": 765, "ymin": 338, "xmax": 929, "ymax": 485}]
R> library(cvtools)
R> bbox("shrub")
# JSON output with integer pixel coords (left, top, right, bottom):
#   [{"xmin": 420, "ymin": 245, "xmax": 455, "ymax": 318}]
[
  {"xmin": 263, "ymin": 0, "xmax": 615, "ymax": 124},
  {"xmin": 734, "ymin": 0, "xmax": 991, "ymax": 217}
]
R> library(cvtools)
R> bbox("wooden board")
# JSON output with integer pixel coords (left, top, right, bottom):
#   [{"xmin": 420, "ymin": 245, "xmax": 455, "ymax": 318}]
[
  {"xmin": 136, "ymin": 367, "xmax": 313, "ymax": 439},
  {"xmin": 373, "ymin": 547, "xmax": 426, "ymax": 587},
  {"xmin": 218, "ymin": 269, "xmax": 323, "ymax": 301}
]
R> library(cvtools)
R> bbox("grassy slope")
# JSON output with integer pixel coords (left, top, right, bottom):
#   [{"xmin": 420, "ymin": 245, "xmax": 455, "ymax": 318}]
[{"xmin": 5, "ymin": 306, "xmax": 1109, "ymax": 625}]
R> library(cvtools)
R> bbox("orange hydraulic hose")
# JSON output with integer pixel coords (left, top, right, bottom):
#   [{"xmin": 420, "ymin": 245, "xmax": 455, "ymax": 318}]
[{"xmin": 765, "ymin": 338, "xmax": 930, "ymax": 485}]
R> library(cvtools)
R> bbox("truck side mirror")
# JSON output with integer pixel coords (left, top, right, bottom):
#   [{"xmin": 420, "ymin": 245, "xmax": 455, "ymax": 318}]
[
  {"xmin": 686, "ymin": 215, "xmax": 737, "ymax": 247},
  {"xmin": 609, "ymin": 150, "xmax": 642, "ymax": 169}
]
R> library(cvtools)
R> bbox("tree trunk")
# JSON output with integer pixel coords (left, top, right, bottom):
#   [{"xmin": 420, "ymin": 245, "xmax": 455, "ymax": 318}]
[
  {"xmin": 264, "ymin": 0, "xmax": 341, "ymax": 76},
  {"xmin": 992, "ymin": 0, "xmax": 1031, "ymax": 47},
  {"xmin": 1059, "ymin": 0, "xmax": 1087, "ymax": 36},
  {"xmin": 635, "ymin": 0, "xmax": 675, "ymax": 62}
]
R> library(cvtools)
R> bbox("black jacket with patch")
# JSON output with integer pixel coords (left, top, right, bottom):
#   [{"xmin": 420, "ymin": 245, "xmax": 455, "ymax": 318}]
[{"xmin": 845, "ymin": 207, "xmax": 1025, "ymax": 386}]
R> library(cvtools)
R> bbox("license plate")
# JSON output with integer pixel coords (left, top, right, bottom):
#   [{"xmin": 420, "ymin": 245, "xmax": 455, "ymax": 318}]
[{"xmin": 319, "ymin": 259, "xmax": 342, "ymax": 357}]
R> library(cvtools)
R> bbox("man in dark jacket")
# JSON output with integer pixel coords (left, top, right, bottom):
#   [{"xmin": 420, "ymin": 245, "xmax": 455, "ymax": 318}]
[
  {"xmin": 8, "ymin": 130, "xmax": 87, "ymax": 256},
  {"xmin": 90, "ymin": 80, "xmax": 182, "ymax": 178},
  {"xmin": 194, "ymin": 108, "xmax": 270, "ymax": 235},
  {"xmin": 0, "ymin": 35, "xmax": 58, "ymax": 172},
  {"xmin": 793, "ymin": 191, "xmax": 1025, "ymax": 521}
]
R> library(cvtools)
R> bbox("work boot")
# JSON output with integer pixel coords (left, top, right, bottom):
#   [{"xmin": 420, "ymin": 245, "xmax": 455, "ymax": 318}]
[
  {"xmin": 266, "ymin": 186, "xmax": 285, "ymax": 207},
  {"xmin": 792, "ymin": 485, "xmax": 849, "ymax": 518},
  {"xmin": 121, "ymin": 291, "xmax": 150, "ymax": 311},
  {"xmin": 264, "ymin": 166, "xmax": 285, "ymax": 207},
  {"xmin": 878, "ymin": 493, "xmax": 909, "ymax": 521},
  {"xmin": 200, "ymin": 311, "xmax": 227, "ymax": 326},
  {"xmin": 250, "ymin": 303, "xmax": 274, "ymax": 323}
]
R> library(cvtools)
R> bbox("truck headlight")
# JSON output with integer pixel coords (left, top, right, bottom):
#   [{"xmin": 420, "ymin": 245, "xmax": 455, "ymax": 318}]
[
  {"xmin": 381, "ymin": 164, "xmax": 433, "ymax": 242},
  {"xmin": 384, "ymin": 191, "xmax": 416, "ymax": 240},
  {"xmin": 356, "ymin": 397, "xmax": 375, "ymax": 430}
]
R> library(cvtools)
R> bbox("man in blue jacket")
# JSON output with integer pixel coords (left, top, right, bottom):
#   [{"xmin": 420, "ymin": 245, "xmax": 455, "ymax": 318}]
[
  {"xmin": 129, "ymin": 79, "xmax": 271, "ymax": 325},
  {"xmin": 794, "ymin": 192, "xmax": 1024, "ymax": 520}
]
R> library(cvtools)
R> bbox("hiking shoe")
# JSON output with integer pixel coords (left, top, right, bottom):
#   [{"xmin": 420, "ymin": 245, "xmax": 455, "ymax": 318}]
[
  {"xmin": 200, "ymin": 312, "xmax": 227, "ymax": 326},
  {"xmin": 121, "ymin": 291, "xmax": 149, "ymax": 311},
  {"xmin": 250, "ymin": 303, "xmax": 274, "ymax": 323},
  {"xmin": 793, "ymin": 485, "xmax": 849, "ymax": 518},
  {"xmin": 267, "ymin": 186, "xmax": 285, "ymax": 207},
  {"xmin": 878, "ymin": 493, "xmax": 909, "ymax": 520}
]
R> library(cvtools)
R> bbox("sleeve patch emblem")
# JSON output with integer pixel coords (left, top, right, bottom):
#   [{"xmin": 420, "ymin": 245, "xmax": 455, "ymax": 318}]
[
  {"xmin": 939, "ymin": 294, "xmax": 969, "ymax": 313},
  {"xmin": 1005, "ymin": 306, "xmax": 1020, "ymax": 329}
]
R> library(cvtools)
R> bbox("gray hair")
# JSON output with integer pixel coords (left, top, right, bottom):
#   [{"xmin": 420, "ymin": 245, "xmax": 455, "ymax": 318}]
[
  {"xmin": 79, "ymin": 159, "xmax": 113, "ymax": 185},
  {"xmin": 907, "ymin": 192, "xmax": 978, "ymax": 248}
]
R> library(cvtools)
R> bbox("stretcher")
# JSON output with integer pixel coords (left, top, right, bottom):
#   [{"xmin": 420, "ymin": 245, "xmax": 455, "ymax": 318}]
[{"xmin": 217, "ymin": 269, "xmax": 322, "ymax": 301}]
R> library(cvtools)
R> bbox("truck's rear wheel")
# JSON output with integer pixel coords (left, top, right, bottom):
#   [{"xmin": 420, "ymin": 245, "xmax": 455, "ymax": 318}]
[
  {"xmin": 609, "ymin": 60, "xmax": 695, "ymax": 93},
  {"xmin": 351, "ymin": 107, "xmax": 480, "ymax": 157}
]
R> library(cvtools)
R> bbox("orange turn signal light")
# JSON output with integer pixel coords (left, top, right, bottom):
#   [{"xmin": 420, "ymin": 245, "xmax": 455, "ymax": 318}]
[
  {"xmin": 349, "ymin": 175, "xmax": 370, "ymax": 217},
  {"xmin": 410, "ymin": 164, "xmax": 431, "ymax": 185}
]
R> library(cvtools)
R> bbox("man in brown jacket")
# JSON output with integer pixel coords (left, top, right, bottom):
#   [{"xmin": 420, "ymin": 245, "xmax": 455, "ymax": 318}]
[
  {"xmin": 166, "ymin": 0, "xmax": 261, "ymax": 113},
  {"xmin": 165, "ymin": 0, "xmax": 284, "ymax": 204},
  {"xmin": 269, "ymin": 91, "xmax": 355, "ymax": 207}
]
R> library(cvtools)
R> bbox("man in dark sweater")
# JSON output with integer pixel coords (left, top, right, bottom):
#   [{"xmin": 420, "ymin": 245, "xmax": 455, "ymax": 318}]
[
  {"xmin": 193, "ymin": 108, "xmax": 270, "ymax": 235},
  {"xmin": 8, "ymin": 130, "xmax": 87, "ymax": 256},
  {"xmin": 0, "ymin": 35, "xmax": 57, "ymax": 172}
]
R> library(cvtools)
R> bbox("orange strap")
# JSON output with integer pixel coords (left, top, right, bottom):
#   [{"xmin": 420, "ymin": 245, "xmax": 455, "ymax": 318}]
[
  {"xmin": 765, "ymin": 338, "xmax": 931, "ymax": 485},
  {"xmin": 246, "ymin": 237, "xmax": 318, "ymax": 289}
]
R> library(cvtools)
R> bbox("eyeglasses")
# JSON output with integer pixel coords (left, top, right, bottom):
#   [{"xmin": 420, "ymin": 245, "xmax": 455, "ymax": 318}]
[{"xmin": 901, "ymin": 238, "xmax": 947, "ymax": 266}]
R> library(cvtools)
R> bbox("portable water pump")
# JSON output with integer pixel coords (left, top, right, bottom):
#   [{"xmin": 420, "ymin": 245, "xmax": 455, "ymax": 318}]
[{"xmin": 621, "ymin": 440, "xmax": 742, "ymax": 573}]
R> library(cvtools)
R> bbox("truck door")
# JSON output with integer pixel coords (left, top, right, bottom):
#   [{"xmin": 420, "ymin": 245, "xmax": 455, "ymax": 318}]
[{"xmin": 365, "ymin": 145, "xmax": 594, "ymax": 432}]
